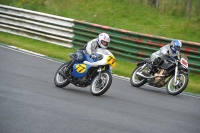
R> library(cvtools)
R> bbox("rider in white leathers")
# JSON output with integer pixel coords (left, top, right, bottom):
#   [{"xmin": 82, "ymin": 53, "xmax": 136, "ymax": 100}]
[
  {"xmin": 83, "ymin": 33, "xmax": 110, "ymax": 59},
  {"xmin": 60, "ymin": 33, "xmax": 110, "ymax": 77}
]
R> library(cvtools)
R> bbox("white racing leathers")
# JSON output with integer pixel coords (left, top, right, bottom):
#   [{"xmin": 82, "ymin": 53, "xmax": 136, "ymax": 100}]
[
  {"xmin": 150, "ymin": 44, "xmax": 179, "ymax": 62},
  {"xmin": 83, "ymin": 38, "xmax": 100, "ymax": 56}
]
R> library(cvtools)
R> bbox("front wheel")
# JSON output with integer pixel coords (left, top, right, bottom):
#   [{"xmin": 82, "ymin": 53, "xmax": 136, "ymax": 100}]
[
  {"xmin": 166, "ymin": 72, "xmax": 189, "ymax": 95},
  {"xmin": 90, "ymin": 71, "xmax": 112, "ymax": 96},
  {"xmin": 54, "ymin": 62, "xmax": 70, "ymax": 88}
]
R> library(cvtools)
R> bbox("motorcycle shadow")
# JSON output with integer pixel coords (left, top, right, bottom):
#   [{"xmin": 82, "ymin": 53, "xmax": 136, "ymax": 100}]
[
  {"xmin": 137, "ymin": 84, "xmax": 169, "ymax": 95},
  {"xmin": 54, "ymin": 85, "xmax": 91, "ymax": 95},
  {"xmin": 54, "ymin": 85, "xmax": 114, "ymax": 98}
]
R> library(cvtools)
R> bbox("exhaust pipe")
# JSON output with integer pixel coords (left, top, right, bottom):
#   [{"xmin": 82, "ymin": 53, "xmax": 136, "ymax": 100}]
[{"xmin": 136, "ymin": 72, "xmax": 164, "ymax": 79}]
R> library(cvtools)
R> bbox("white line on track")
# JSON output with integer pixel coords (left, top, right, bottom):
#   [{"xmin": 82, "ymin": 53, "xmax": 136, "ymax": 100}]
[{"xmin": 1, "ymin": 44, "xmax": 200, "ymax": 99}]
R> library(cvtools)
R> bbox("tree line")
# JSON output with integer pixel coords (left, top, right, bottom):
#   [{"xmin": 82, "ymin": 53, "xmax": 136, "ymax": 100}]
[{"xmin": 130, "ymin": 0, "xmax": 200, "ymax": 18}]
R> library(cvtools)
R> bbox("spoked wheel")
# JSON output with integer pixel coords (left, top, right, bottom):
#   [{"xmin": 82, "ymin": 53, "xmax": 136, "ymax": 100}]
[
  {"xmin": 130, "ymin": 65, "xmax": 147, "ymax": 87},
  {"xmin": 90, "ymin": 71, "xmax": 112, "ymax": 96},
  {"xmin": 166, "ymin": 73, "xmax": 189, "ymax": 95},
  {"xmin": 54, "ymin": 62, "xmax": 70, "ymax": 88}
]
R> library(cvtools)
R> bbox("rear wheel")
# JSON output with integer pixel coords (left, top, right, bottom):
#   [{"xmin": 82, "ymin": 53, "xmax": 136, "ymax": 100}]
[
  {"xmin": 166, "ymin": 73, "xmax": 188, "ymax": 95},
  {"xmin": 54, "ymin": 62, "xmax": 70, "ymax": 88},
  {"xmin": 130, "ymin": 65, "xmax": 147, "ymax": 87},
  {"xmin": 90, "ymin": 71, "xmax": 112, "ymax": 96}
]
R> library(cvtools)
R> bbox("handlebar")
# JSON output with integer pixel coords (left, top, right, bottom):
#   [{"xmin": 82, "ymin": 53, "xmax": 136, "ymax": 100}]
[{"xmin": 94, "ymin": 54, "xmax": 103, "ymax": 61}]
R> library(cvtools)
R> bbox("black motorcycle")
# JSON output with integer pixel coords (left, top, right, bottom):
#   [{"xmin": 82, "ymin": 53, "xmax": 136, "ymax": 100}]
[{"xmin": 130, "ymin": 53, "xmax": 189, "ymax": 95}]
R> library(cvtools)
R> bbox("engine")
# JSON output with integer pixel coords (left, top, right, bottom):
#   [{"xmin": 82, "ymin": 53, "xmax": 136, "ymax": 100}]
[
  {"xmin": 69, "ymin": 67, "xmax": 98, "ymax": 87},
  {"xmin": 154, "ymin": 69, "xmax": 166, "ymax": 87}
]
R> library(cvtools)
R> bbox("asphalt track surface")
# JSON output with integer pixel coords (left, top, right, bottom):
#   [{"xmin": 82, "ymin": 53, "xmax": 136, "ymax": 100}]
[{"xmin": 0, "ymin": 45, "xmax": 200, "ymax": 133}]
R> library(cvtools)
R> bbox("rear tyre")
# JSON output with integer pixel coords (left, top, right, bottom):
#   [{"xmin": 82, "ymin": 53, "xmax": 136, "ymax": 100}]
[
  {"xmin": 54, "ymin": 62, "xmax": 70, "ymax": 88},
  {"xmin": 130, "ymin": 66, "xmax": 147, "ymax": 87}
]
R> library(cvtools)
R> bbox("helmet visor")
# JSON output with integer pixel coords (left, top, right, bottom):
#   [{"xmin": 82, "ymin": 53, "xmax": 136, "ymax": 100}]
[
  {"xmin": 101, "ymin": 40, "xmax": 108, "ymax": 46},
  {"xmin": 175, "ymin": 46, "xmax": 180, "ymax": 51}
]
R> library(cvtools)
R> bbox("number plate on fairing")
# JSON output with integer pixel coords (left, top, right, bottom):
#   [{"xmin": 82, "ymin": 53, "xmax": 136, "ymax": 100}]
[
  {"xmin": 72, "ymin": 64, "xmax": 91, "ymax": 78},
  {"xmin": 180, "ymin": 58, "xmax": 188, "ymax": 68},
  {"xmin": 106, "ymin": 55, "xmax": 116, "ymax": 68}
]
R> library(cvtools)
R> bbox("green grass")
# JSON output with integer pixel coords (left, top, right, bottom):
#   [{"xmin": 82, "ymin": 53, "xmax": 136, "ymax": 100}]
[{"xmin": 0, "ymin": 31, "xmax": 199, "ymax": 95}]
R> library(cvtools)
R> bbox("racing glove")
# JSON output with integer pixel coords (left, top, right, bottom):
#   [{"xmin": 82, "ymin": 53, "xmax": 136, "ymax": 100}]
[
  {"xmin": 170, "ymin": 55, "xmax": 175, "ymax": 61},
  {"xmin": 90, "ymin": 54, "xmax": 97, "ymax": 59},
  {"xmin": 165, "ymin": 53, "xmax": 170, "ymax": 57}
]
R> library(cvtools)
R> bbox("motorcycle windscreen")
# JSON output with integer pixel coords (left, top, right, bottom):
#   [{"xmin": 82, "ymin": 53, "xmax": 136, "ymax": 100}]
[
  {"xmin": 181, "ymin": 54, "xmax": 188, "ymax": 61},
  {"xmin": 72, "ymin": 63, "xmax": 91, "ymax": 78}
]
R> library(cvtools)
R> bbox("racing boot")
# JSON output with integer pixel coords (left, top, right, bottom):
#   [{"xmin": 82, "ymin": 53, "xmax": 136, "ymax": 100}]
[{"xmin": 59, "ymin": 59, "xmax": 76, "ymax": 79}]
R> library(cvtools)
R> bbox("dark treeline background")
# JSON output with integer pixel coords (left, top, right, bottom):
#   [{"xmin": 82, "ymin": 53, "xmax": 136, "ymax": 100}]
[{"xmin": 130, "ymin": 0, "xmax": 200, "ymax": 18}]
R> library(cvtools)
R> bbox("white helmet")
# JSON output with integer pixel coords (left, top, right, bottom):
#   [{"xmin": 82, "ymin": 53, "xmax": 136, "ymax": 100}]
[{"xmin": 97, "ymin": 33, "xmax": 110, "ymax": 49}]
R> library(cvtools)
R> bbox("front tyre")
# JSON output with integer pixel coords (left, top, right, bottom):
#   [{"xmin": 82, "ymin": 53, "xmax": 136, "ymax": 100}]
[
  {"xmin": 54, "ymin": 62, "xmax": 70, "ymax": 88},
  {"xmin": 130, "ymin": 66, "xmax": 147, "ymax": 87},
  {"xmin": 90, "ymin": 71, "xmax": 112, "ymax": 96},
  {"xmin": 166, "ymin": 72, "xmax": 189, "ymax": 95}
]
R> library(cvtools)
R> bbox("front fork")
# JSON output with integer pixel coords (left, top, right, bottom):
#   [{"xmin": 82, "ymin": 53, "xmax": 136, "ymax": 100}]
[
  {"xmin": 174, "ymin": 62, "xmax": 179, "ymax": 86},
  {"xmin": 97, "ymin": 67, "xmax": 102, "ymax": 81},
  {"xmin": 95, "ymin": 67, "xmax": 102, "ymax": 87}
]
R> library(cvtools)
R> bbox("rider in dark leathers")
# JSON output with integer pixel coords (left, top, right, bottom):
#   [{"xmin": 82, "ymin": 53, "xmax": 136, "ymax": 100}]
[{"xmin": 146, "ymin": 39, "xmax": 182, "ymax": 74}]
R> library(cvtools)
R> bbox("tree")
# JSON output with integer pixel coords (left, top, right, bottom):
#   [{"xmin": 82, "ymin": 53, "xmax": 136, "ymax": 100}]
[
  {"xmin": 130, "ymin": 0, "xmax": 134, "ymax": 4},
  {"xmin": 148, "ymin": 0, "xmax": 159, "ymax": 8},
  {"xmin": 186, "ymin": 0, "xmax": 192, "ymax": 18}
]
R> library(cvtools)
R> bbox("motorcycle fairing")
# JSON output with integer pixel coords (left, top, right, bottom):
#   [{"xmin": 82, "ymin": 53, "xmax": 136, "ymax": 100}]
[{"xmin": 72, "ymin": 63, "xmax": 91, "ymax": 78}]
